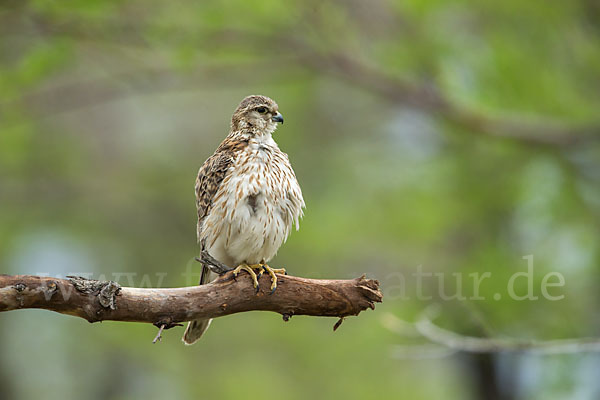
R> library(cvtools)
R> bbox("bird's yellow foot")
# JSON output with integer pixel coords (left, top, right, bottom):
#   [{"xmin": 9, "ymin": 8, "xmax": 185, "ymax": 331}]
[
  {"xmin": 260, "ymin": 265, "xmax": 287, "ymax": 294},
  {"xmin": 232, "ymin": 264, "xmax": 261, "ymax": 292}
]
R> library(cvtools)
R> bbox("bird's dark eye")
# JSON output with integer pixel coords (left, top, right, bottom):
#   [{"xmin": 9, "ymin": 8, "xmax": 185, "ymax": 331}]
[{"xmin": 256, "ymin": 107, "xmax": 267, "ymax": 114}]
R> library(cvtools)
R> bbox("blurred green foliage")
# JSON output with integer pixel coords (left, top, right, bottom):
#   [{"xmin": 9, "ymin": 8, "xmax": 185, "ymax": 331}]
[{"xmin": 1, "ymin": 0, "xmax": 600, "ymax": 399}]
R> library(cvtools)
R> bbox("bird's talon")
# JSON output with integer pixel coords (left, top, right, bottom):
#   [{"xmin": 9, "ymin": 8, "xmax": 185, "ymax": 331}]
[
  {"xmin": 232, "ymin": 264, "xmax": 261, "ymax": 291},
  {"xmin": 259, "ymin": 265, "xmax": 282, "ymax": 295}
]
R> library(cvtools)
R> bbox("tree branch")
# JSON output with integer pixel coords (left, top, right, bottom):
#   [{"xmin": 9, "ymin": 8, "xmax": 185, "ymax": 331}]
[
  {"xmin": 7, "ymin": 12, "xmax": 599, "ymax": 148},
  {"xmin": 291, "ymin": 49, "xmax": 600, "ymax": 148},
  {"xmin": 383, "ymin": 306, "xmax": 600, "ymax": 357},
  {"xmin": 0, "ymin": 273, "xmax": 382, "ymax": 331}
]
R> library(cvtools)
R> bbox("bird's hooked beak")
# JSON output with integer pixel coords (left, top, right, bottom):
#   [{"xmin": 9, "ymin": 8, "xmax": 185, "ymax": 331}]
[{"xmin": 272, "ymin": 112, "xmax": 284, "ymax": 124}]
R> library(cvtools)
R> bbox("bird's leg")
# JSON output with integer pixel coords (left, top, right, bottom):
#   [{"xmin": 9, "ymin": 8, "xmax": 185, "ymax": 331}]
[
  {"xmin": 232, "ymin": 263, "xmax": 261, "ymax": 292},
  {"xmin": 259, "ymin": 262, "xmax": 287, "ymax": 294}
]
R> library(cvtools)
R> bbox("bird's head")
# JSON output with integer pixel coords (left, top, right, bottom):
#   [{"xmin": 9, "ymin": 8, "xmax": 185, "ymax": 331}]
[{"xmin": 231, "ymin": 95, "xmax": 284, "ymax": 135}]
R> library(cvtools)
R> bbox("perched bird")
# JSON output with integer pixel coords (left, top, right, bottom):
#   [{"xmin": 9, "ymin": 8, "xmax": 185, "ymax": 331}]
[{"xmin": 182, "ymin": 95, "xmax": 305, "ymax": 345}]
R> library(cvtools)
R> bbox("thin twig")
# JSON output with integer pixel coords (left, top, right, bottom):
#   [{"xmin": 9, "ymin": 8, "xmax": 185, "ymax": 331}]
[{"xmin": 152, "ymin": 324, "xmax": 166, "ymax": 344}]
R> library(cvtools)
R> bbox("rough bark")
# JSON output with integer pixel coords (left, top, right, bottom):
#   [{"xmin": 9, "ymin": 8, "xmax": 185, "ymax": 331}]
[{"xmin": 0, "ymin": 272, "xmax": 382, "ymax": 330}]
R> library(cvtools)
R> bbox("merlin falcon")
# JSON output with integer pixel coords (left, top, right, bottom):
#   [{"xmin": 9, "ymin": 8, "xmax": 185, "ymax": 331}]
[{"xmin": 183, "ymin": 95, "xmax": 305, "ymax": 345}]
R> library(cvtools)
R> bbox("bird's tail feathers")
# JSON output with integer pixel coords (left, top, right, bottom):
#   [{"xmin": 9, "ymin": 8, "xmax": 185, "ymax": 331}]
[
  {"xmin": 181, "ymin": 265, "xmax": 215, "ymax": 345},
  {"xmin": 182, "ymin": 318, "xmax": 212, "ymax": 345}
]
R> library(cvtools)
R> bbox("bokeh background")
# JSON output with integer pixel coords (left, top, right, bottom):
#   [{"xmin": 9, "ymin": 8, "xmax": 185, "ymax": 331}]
[{"xmin": 1, "ymin": 1, "xmax": 600, "ymax": 399}]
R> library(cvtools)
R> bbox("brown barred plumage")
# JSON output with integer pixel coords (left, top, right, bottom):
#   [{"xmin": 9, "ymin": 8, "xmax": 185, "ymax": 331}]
[{"xmin": 183, "ymin": 95, "xmax": 305, "ymax": 345}]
